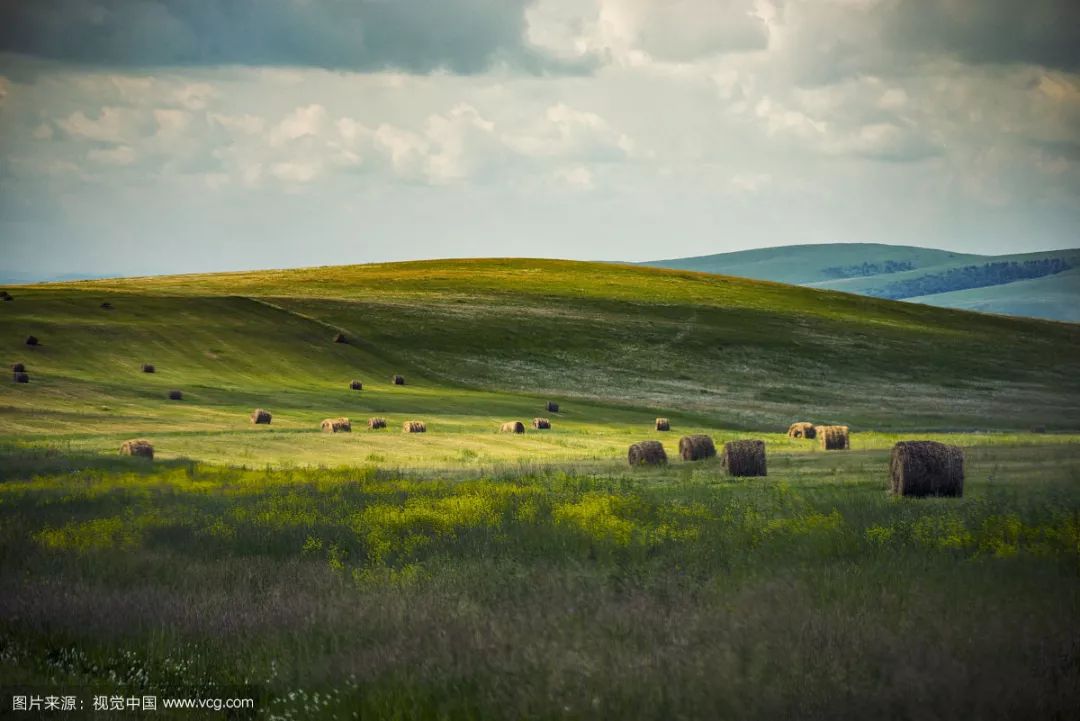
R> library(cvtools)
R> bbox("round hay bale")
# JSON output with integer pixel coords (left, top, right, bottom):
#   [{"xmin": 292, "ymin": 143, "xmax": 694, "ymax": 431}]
[
  {"xmin": 403, "ymin": 420, "xmax": 426, "ymax": 433},
  {"xmin": 678, "ymin": 434, "xmax": 716, "ymax": 461},
  {"xmin": 25, "ymin": 336, "xmax": 38, "ymax": 347},
  {"xmin": 349, "ymin": 380, "xmax": 363, "ymax": 391},
  {"xmin": 628, "ymin": 440, "xmax": 667, "ymax": 466},
  {"xmin": 817, "ymin": 425, "xmax": 849, "ymax": 450},
  {"xmin": 167, "ymin": 390, "xmax": 182, "ymax": 400},
  {"xmin": 11, "ymin": 362, "xmax": 25, "ymax": 373},
  {"xmin": 546, "ymin": 401, "xmax": 560, "ymax": 413},
  {"xmin": 321, "ymin": 417, "xmax": 352, "ymax": 433},
  {"xmin": 368, "ymin": 417, "xmax": 387, "ymax": 430},
  {"xmin": 333, "ymin": 332, "xmax": 347, "ymax": 343},
  {"xmin": 2, "ymin": 296, "xmax": 13, "ymax": 302},
  {"xmin": 13, "ymin": 372, "xmax": 29, "ymax": 384},
  {"xmin": 119, "ymin": 439, "xmax": 153, "ymax": 459},
  {"xmin": 500, "ymin": 421, "xmax": 525, "ymax": 434},
  {"xmin": 532, "ymin": 417, "xmax": 551, "ymax": 430},
  {"xmin": 251, "ymin": 408, "xmax": 272, "ymax": 425},
  {"xmin": 100, "ymin": 301, "xmax": 113, "ymax": 310},
  {"xmin": 721, "ymin": 440, "xmax": 767, "ymax": 477},
  {"xmin": 141, "ymin": 363, "xmax": 155, "ymax": 373},
  {"xmin": 787, "ymin": 422, "xmax": 816, "ymax": 439},
  {"xmin": 889, "ymin": 441, "xmax": 964, "ymax": 497},
  {"xmin": 0, "ymin": 290, "xmax": 10, "ymax": 299},
  {"xmin": 392, "ymin": 374, "xmax": 405, "ymax": 386},
  {"xmin": 655, "ymin": 418, "xmax": 670, "ymax": 432}
]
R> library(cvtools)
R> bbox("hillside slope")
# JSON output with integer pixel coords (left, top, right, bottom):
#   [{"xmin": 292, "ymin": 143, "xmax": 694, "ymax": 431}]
[{"xmin": 905, "ymin": 267, "xmax": 1080, "ymax": 322}]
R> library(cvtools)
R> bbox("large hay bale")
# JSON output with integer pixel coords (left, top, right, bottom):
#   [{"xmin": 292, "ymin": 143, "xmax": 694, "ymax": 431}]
[
  {"xmin": 787, "ymin": 422, "xmax": 816, "ymax": 439},
  {"xmin": 533, "ymin": 417, "xmax": 551, "ymax": 430},
  {"xmin": 628, "ymin": 440, "xmax": 667, "ymax": 466},
  {"xmin": 11, "ymin": 362, "xmax": 25, "ymax": 373},
  {"xmin": 817, "ymin": 425, "xmax": 850, "ymax": 450},
  {"xmin": 403, "ymin": 420, "xmax": 426, "ymax": 433},
  {"xmin": 349, "ymin": 380, "xmax": 363, "ymax": 391},
  {"xmin": 167, "ymin": 390, "xmax": 182, "ymax": 400},
  {"xmin": 333, "ymin": 332, "xmax": 347, "ymax": 343},
  {"xmin": 321, "ymin": 417, "xmax": 352, "ymax": 433},
  {"xmin": 251, "ymin": 408, "xmax": 272, "ymax": 425},
  {"xmin": 500, "ymin": 421, "xmax": 525, "ymax": 434},
  {"xmin": 13, "ymin": 372, "xmax": 29, "ymax": 384},
  {"xmin": 368, "ymin": 417, "xmax": 387, "ymax": 430},
  {"xmin": 141, "ymin": 363, "xmax": 155, "ymax": 373},
  {"xmin": 392, "ymin": 374, "xmax": 405, "ymax": 385},
  {"xmin": 25, "ymin": 336, "xmax": 38, "ymax": 347},
  {"xmin": 119, "ymin": 439, "xmax": 153, "ymax": 459},
  {"xmin": 655, "ymin": 418, "xmax": 670, "ymax": 431},
  {"xmin": 721, "ymin": 440, "xmax": 767, "ymax": 477},
  {"xmin": 679, "ymin": 434, "xmax": 716, "ymax": 461},
  {"xmin": 889, "ymin": 441, "xmax": 964, "ymax": 498},
  {"xmin": 546, "ymin": 401, "xmax": 560, "ymax": 413}
]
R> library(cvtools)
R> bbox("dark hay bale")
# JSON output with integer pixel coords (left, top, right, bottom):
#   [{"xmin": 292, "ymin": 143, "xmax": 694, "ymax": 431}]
[
  {"xmin": 721, "ymin": 440, "xmax": 767, "ymax": 477},
  {"xmin": 333, "ymin": 333, "xmax": 347, "ymax": 343},
  {"xmin": 0, "ymin": 290, "xmax": 10, "ymax": 298},
  {"xmin": 25, "ymin": 336, "xmax": 38, "ymax": 347},
  {"xmin": 251, "ymin": 409, "xmax": 272, "ymax": 425},
  {"xmin": 679, "ymin": 434, "xmax": 716, "ymax": 461},
  {"xmin": 787, "ymin": 422, "xmax": 816, "ymax": 439},
  {"xmin": 392, "ymin": 375, "xmax": 405, "ymax": 385},
  {"xmin": 817, "ymin": 425, "xmax": 849, "ymax": 450},
  {"xmin": 889, "ymin": 441, "xmax": 964, "ymax": 498},
  {"xmin": 141, "ymin": 363, "xmax": 155, "ymax": 373},
  {"xmin": 1031, "ymin": 426, "xmax": 1047, "ymax": 434},
  {"xmin": 100, "ymin": 302, "xmax": 113, "ymax": 310},
  {"xmin": 655, "ymin": 418, "xmax": 670, "ymax": 431},
  {"xmin": 628, "ymin": 440, "xmax": 667, "ymax": 466},
  {"xmin": 321, "ymin": 417, "xmax": 352, "ymax": 433},
  {"xmin": 368, "ymin": 417, "xmax": 387, "ymax": 430},
  {"xmin": 546, "ymin": 401, "xmax": 560, "ymax": 413},
  {"xmin": 500, "ymin": 421, "xmax": 525, "ymax": 434},
  {"xmin": 13, "ymin": 372, "xmax": 29, "ymax": 384},
  {"xmin": 11, "ymin": 362, "xmax": 25, "ymax": 373},
  {"xmin": 403, "ymin": 420, "xmax": 426, "ymax": 433},
  {"xmin": 533, "ymin": 417, "xmax": 551, "ymax": 430},
  {"xmin": 119, "ymin": 439, "xmax": 153, "ymax": 459},
  {"xmin": 167, "ymin": 390, "xmax": 182, "ymax": 400},
  {"xmin": 349, "ymin": 380, "xmax": 363, "ymax": 391},
  {"xmin": 2, "ymin": 296, "xmax": 12, "ymax": 302}
]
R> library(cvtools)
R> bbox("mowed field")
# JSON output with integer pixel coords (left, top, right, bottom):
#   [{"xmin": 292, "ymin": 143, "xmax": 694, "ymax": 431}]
[{"xmin": 1, "ymin": 259, "xmax": 1079, "ymax": 719}]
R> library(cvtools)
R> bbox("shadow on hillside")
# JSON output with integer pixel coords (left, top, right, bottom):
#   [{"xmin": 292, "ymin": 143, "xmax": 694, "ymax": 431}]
[{"xmin": 0, "ymin": 443, "xmax": 196, "ymax": 483}]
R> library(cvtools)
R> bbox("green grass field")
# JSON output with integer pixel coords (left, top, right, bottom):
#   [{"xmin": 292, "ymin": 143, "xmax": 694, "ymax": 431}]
[{"xmin": 1, "ymin": 259, "xmax": 1079, "ymax": 719}]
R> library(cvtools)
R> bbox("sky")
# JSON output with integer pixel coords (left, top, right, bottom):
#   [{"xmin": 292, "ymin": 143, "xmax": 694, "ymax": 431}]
[{"xmin": 0, "ymin": 0, "xmax": 1078, "ymax": 278}]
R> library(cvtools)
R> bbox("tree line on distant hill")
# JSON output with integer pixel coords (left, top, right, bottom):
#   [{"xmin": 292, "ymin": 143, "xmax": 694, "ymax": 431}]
[
  {"xmin": 865, "ymin": 259, "xmax": 1072, "ymax": 300},
  {"xmin": 821, "ymin": 260, "xmax": 916, "ymax": 279}
]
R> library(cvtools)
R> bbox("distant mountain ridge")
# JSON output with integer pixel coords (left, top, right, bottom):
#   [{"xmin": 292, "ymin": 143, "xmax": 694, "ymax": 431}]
[{"xmin": 643, "ymin": 244, "xmax": 1080, "ymax": 322}]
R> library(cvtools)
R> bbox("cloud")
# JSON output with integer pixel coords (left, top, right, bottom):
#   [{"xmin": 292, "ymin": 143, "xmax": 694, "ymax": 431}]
[{"xmin": 0, "ymin": 0, "xmax": 582, "ymax": 74}]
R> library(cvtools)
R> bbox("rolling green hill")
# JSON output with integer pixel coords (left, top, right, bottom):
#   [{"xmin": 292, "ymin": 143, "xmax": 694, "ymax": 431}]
[
  {"xmin": 1, "ymin": 258, "xmax": 1078, "ymax": 467},
  {"xmin": 904, "ymin": 267, "xmax": 1080, "ymax": 322}
]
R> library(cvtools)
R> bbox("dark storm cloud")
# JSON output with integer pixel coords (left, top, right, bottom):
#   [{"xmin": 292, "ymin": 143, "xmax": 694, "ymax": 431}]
[{"xmin": 0, "ymin": 0, "xmax": 582, "ymax": 74}]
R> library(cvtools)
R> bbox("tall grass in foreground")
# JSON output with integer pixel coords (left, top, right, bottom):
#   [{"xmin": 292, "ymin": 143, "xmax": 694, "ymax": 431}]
[{"xmin": 1, "ymin": 446, "xmax": 1078, "ymax": 719}]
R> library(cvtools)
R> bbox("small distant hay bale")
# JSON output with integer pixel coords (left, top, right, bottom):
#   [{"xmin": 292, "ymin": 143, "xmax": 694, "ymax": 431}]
[
  {"xmin": 679, "ymin": 434, "xmax": 716, "ymax": 461},
  {"xmin": 349, "ymin": 380, "xmax": 363, "ymax": 391},
  {"xmin": 1, "ymin": 291, "xmax": 12, "ymax": 301},
  {"xmin": 333, "ymin": 332, "xmax": 347, "ymax": 343},
  {"xmin": 251, "ymin": 408, "xmax": 272, "ymax": 425},
  {"xmin": 119, "ymin": 439, "xmax": 154, "ymax": 459},
  {"xmin": 1031, "ymin": 426, "xmax": 1047, "ymax": 434},
  {"xmin": 628, "ymin": 440, "xmax": 667, "ymax": 466},
  {"xmin": 787, "ymin": 422, "xmax": 816, "ymax": 440},
  {"xmin": 546, "ymin": 401, "xmax": 560, "ymax": 413},
  {"xmin": 25, "ymin": 335, "xmax": 38, "ymax": 347},
  {"xmin": 2, "ymin": 296, "xmax": 12, "ymax": 302},
  {"xmin": 403, "ymin": 420, "xmax": 426, "ymax": 433},
  {"xmin": 721, "ymin": 440, "xmax": 767, "ymax": 477},
  {"xmin": 500, "ymin": 421, "xmax": 525, "ymax": 434},
  {"xmin": 100, "ymin": 301, "xmax": 113, "ymax": 310},
  {"xmin": 655, "ymin": 418, "xmax": 670, "ymax": 431},
  {"xmin": 889, "ymin": 441, "xmax": 964, "ymax": 498},
  {"xmin": 817, "ymin": 425, "xmax": 849, "ymax": 450},
  {"xmin": 321, "ymin": 417, "xmax": 352, "ymax": 433},
  {"xmin": 167, "ymin": 390, "xmax": 182, "ymax": 400},
  {"xmin": 368, "ymin": 417, "xmax": 387, "ymax": 430},
  {"xmin": 392, "ymin": 374, "xmax": 405, "ymax": 385},
  {"xmin": 141, "ymin": 363, "xmax": 155, "ymax": 373},
  {"xmin": 11, "ymin": 362, "xmax": 25, "ymax": 373},
  {"xmin": 533, "ymin": 417, "xmax": 551, "ymax": 430},
  {"xmin": 13, "ymin": 372, "xmax": 29, "ymax": 384}
]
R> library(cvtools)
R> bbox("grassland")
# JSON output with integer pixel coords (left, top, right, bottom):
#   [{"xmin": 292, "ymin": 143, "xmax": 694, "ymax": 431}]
[{"xmin": 1, "ymin": 259, "xmax": 1079, "ymax": 719}]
